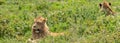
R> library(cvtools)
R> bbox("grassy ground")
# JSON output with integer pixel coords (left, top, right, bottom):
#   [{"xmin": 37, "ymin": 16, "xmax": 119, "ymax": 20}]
[{"xmin": 0, "ymin": 0, "xmax": 120, "ymax": 43}]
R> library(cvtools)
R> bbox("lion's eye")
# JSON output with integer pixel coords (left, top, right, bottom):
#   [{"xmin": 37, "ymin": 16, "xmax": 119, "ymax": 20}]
[{"xmin": 99, "ymin": 3, "xmax": 102, "ymax": 7}]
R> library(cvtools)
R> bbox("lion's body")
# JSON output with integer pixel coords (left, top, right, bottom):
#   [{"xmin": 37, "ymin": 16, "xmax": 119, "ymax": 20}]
[{"xmin": 27, "ymin": 16, "xmax": 64, "ymax": 43}]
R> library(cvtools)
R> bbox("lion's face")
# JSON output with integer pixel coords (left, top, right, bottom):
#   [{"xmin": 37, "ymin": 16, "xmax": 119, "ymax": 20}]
[
  {"xmin": 32, "ymin": 16, "xmax": 47, "ymax": 33},
  {"xmin": 99, "ymin": 1, "xmax": 116, "ymax": 16},
  {"xmin": 99, "ymin": 2, "xmax": 111, "ymax": 12}
]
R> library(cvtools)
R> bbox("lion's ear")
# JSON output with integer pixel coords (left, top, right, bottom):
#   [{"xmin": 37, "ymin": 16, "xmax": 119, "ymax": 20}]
[
  {"xmin": 99, "ymin": 3, "xmax": 102, "ymax": 8},
  {"xmin": 109, "ymin": 2, "xmax": 111, "ymax": 6},
  {"xmin": 43, "ymin": 18, "xmax": 47, "ymax": 22}
]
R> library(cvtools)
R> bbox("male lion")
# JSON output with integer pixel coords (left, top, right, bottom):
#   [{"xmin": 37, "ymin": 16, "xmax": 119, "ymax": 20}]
[{"xmin": 27, "ymin": 16, "xmax": 64, "ymax": 43}]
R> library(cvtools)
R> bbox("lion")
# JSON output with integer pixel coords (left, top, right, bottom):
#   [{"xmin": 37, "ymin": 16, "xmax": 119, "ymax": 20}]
[
  {"xmin": 31, "ymin": 16, "xmax": 49, "ymax": 40},
  {"xmin": 27, "ymin": 16, "xmax": 64, "ymax": 43},
  {"xmin": 99, "ymin": 0, "xmax": 115, "ymax": 16}
]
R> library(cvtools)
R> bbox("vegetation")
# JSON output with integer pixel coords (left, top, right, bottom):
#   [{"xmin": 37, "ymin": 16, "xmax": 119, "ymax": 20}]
[{"xmin": 0, "ymin": 0, "xmax": 120, "ymax": 43}]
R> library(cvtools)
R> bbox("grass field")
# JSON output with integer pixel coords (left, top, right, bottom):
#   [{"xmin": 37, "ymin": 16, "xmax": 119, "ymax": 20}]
[{"xmin": 0, "ymin": 0, "xmax": 120, "ymax": 43}]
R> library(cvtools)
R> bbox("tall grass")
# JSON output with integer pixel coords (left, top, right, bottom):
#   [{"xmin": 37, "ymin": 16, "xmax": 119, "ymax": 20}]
[{"xmin": 0, "ymin": 0, "xmax": 120, "ymax": 43}]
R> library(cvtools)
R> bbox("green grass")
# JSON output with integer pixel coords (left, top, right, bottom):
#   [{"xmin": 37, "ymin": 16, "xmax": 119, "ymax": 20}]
[{"xmin": 0, "ymin": 0, "xmax": 120, "ymax": 43}]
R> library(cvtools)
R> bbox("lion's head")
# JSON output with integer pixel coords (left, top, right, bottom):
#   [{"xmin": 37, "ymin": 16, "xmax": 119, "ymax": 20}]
[
  {"xmin": 32, "ymin": 16, "xmax": 47, "ymax": 33},
  {"xmin": 32, "ymin": 16, "xmax": 49, "ymax": 40}
]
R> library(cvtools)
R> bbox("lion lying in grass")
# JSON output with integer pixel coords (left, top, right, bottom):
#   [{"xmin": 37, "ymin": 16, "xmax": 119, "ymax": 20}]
[{"xmin": 27, "ymin": 16, "xmax": 64, "ymax": 43}]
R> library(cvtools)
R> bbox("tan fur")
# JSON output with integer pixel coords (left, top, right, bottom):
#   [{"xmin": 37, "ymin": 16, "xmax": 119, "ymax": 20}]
[
  {"xmin": 32, "ymin": 16, "xmax": 49, "ymax": 40},
  {"xmin": 27, "ymin": 16, "xmax": 64, "ymax": 43},
  {"xmin": 49, "ymin": 32, "xmax": 64, "ymax": 37},
  {"xmin": 99, "ymin": 0, "xmax": 115, "ymax": 16}
]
